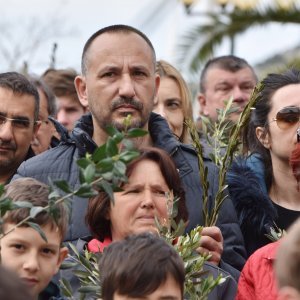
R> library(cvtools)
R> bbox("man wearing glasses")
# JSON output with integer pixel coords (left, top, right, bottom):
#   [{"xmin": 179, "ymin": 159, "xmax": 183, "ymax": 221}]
[{"xmin": 0, "ymin": 72, "xmax": 40, "ymax": 184}]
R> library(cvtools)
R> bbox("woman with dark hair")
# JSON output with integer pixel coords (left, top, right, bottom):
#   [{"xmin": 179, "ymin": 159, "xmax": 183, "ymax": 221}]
[
  {"xmin": 85, "ymin": 146, "xmax": 188, "ymax": 249},
  {"xmin": 227, "ymin": 68, "xmax": 300, "ymax": 257}
]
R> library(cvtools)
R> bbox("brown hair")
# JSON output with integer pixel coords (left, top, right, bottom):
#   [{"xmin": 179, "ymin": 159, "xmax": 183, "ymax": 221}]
[
  {"xmin": 156, "ymin": 60, "xmax": 193, "ymax": 143},
  {"xmin": 99, "ymin": 232, "xmax": 184, "ymax": 299},
  {"xmin": 2, "ymin": 178, "xmax": 69, "ymax": 241},
  {"xmin": 42, "ymin": 68, "xmax": 82, "ymax": 107},
  {"xmin": 86, "ymin": 147, "xmax": 188, "ymax": 241}
]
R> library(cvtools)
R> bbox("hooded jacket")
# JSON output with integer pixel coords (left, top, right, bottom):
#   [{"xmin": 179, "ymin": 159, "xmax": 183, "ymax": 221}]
[{"xmin": 13, "ymin": 112, "xmax": 246, "ymax": 279}]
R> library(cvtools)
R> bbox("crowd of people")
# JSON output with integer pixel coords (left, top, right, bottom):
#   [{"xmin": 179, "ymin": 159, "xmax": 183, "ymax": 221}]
[{"xmin": 0, "ymin": 24, "xmax": 299, "ymax": 300}]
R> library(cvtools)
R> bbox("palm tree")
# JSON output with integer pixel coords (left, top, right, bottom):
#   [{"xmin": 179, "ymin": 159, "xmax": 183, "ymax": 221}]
[{"xmin": 178, "ymin": 0, "xmax": 300, "ymax": 72}]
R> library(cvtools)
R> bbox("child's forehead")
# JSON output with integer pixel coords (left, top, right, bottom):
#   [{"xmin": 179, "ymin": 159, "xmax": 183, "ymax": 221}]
[{"xmin": 2, "ymin": 222, "xmax": 63, "ymax": 246}]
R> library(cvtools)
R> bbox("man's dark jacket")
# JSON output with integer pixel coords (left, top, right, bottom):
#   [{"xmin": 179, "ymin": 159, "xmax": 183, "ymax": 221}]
[{"xmin": 13, "ymin": 112, "xmax": 246, "ymax": 279}]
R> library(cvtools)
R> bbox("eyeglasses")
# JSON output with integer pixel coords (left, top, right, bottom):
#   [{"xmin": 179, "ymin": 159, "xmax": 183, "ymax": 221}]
[
  {"xmin": 0, "ymin": 115, "xmax": 37, "ymax": 130},
  {"xmin": 271, "ymin": 106, "xmax": 300, "ymax": 130}
]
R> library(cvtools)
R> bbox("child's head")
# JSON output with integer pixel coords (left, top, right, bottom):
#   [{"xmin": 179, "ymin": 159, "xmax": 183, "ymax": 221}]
[
  {"xmin": 99, "ymin": 232, "xmax": 185, "ymax": 300},
  {"xmin": 0, "ymin": 178, "xmax": 69, "ymax": 299},
  {"xmin": 275, "ymin": 218, "xmax": 300, "ymax": 300}
]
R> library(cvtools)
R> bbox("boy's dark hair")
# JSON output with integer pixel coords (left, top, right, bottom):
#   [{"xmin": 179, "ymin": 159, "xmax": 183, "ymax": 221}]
[
  {"xmin": 81, "ymin": 24, "xmax": 156, "ymax": 75},
  {"xmin": 0, "ymin": 72, "xmax": 40, "ymax": 121},
  {"xmin": 200, "ymin": 55, "xmax": 257, "ymax": 93},
  {"xmin": 99, "ymin": 233, "xmax": 185, "ymax": 299},
  {"xmin": 2, "ymin": 178, "xmax": 68, "ymax": 241}
]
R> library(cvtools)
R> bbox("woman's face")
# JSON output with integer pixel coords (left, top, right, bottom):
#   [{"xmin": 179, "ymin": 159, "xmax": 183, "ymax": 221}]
[
  {"xmin": 108, "ymin": 159, "xmax": 171, "ymax": 241},
  {"xmin": 259, "ymin": 84, "xmax": 300, "ymax": 166},
  {"xmin": 153, "ymin": 77, "xmax": 184, "ymax": 139}
]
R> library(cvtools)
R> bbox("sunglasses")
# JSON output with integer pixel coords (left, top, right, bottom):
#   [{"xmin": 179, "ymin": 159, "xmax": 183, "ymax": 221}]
[{"xmin": 271, "ymin": 106, "xmax": 300, "ymax": 130}]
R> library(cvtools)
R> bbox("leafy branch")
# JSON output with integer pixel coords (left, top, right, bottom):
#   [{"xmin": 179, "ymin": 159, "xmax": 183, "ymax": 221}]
[{"xmin": 186, "ymin": 84, "xmax": 262, "ymax": 226}]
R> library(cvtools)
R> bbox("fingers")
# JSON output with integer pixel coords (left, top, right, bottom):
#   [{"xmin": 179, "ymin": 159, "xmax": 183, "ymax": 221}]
[
  {"xmin": 201, "ymin": 226, "xmax": 223, "ymax": 243},
  {"xmin": 197, "ymin": 226, "xmax": 224, "ymax": 266}
]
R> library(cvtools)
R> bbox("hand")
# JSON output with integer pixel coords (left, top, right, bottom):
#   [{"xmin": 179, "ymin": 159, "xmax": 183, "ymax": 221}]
[{"xmin": 196, "ymin": 226, "xmax": 223, "ymax": 266}]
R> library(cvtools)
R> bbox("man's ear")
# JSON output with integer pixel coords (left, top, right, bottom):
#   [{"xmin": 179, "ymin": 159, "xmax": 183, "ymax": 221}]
[
  {"xmin": 197, "ymin": 92, "xmax": 208, "ymax": 116},
  {"xmin": 256, "ymin": 126, "xmax": 271, "ymax": 149},
  {"xmin": 55, "ymin": 246, "xmax": 69, "ymax": 273},
  {"xmin": 74, "ymin": 75, "xmax": 89, "ymax": 108}
]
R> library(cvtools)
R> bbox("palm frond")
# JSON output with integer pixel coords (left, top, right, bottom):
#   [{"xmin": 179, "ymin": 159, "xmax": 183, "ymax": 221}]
[{"xmin": 178, "ymin": 4, "xmax": 300, "ymax": 71}]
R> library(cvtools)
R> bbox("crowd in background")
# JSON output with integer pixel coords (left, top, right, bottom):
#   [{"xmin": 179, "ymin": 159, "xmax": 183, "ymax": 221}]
[{"xmin": 0, "ymin": 24, "xmax": 299, "ymax": 300}]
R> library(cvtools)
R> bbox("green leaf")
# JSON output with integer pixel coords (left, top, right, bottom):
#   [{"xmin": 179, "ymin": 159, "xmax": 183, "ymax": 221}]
[
  {"xmin": 74, "ymin": 184, "xmax": 97, "ymax": 198},
  {"xmin": 83, "ymin": 164, "xmax": 96, "ymax": 183},
  {"xmin": 0, "ymin": 198, "xmax": 14, "ymax": 217},
  {"xmin": 91, "ymin": 144, "xmax": 106, "ymax": 162},
  {"xmin": 0, "ymin": 184, "xmax": 4, "ymax": 196},
  {"xmin": 77, "ymin": 286, "xmax": 99, "ymax": 293},
  {"xmin": 126, "ymin": 128, "xmax": 148, "ymax": 138},
  {"xmin": 105, "ymin": 125, "xmax": 119, "ymax": 137},
  {"xmin": 60, "ymin": 278, "xmax": 73, "ymax": 298},
  {"xmin": 112, "ymin": 132, "xmax": 124, "ymax": 144},
  {"xmin": 14, "ymin": 201, "xmax": 33, "ymax": 209},
  {"xmin": 60, "ymin": 261, "xmax": 78, "ymax": 269},
  {"xmin": 77, "ymin": 158, "xmax": 91, "ymax": 169},
  {"xmin": 26, "ymin": 222, "xmax": 47, "ymax": 242},
  {"xmin": 97, "ymin": 157, "xmax": 114, "ymax": 171},
  {"xmin": 106, "ymin": 137, "xmax": 118, "ymax": 156},
  {"xmin": 53, "ymin": 180, "xmax": 72, "ymax": 193},
  {"xmin": 30, "ymin": 206, "xmax": 45, "ymax": 218},
  {"xmin": 68, "ymin": 242, "xmax": 80, "ymax": 257},
  {"xmin": 98, "ymin": 180, "xmax": 114, "ymax": 204},
  {"xmin": 119, "ymin": 150, "xmax": 140, "ymax": 163},
  {"xmin": 121, "ymin": 138, "xmax": 134, "ymax": 150},
  {"xmin": 113, "ymin": 160, "xmax": 127, "ymax": 177}
]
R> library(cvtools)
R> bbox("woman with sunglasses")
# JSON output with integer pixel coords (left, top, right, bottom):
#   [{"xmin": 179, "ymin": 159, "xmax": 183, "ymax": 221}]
[{"xmin": 227, "ymin": 68, "xmax": 300, "ymax": 258}]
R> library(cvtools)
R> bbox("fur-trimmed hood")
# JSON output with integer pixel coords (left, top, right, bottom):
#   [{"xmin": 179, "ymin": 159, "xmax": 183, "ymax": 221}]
[{"xmin": 227, "ymin": 156, "xmax": 277, "ymax": 256}]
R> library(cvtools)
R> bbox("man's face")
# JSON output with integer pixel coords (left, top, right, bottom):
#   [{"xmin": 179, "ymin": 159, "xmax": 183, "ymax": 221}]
[
  {"xmin": 198, "ymin": 67, "xmax": 256, "ymax": 121},
  {"xmin": 56, "ymin": 95, "xmax": 85, "ymax": 132},
  {"xmin": 0, "ymin": 88, "xmax": 38, "ymax": 182},
  {"xmin": 0, "ymin": 223, "xmax": 68, "ymax": 298},
  {"xmin": 75, "ymin": 32, "xmax": 159, "ymax": 144}
]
